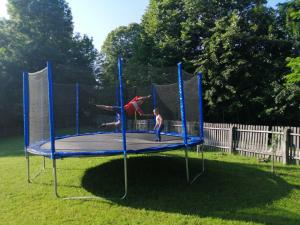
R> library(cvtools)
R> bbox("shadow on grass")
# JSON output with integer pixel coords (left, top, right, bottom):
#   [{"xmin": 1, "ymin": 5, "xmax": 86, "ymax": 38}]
[
  {"xmin": 0, "ymin": 136, "xmax": 24, "ymax": 157},
  {"xmin": 82, "ymin": 156, "xmax": 299, "ymax": 225}
]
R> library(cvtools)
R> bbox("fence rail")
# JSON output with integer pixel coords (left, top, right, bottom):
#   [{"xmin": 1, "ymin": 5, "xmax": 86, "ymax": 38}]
[{"xmin": 133, "ymin": 120, "xmax": 300, "ymax": 165}]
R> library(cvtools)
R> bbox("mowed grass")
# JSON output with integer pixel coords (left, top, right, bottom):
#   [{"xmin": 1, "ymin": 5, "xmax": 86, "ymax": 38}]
[{"xmin": 0, "ymin": 136, "xmax": 300, "ymax": 225}]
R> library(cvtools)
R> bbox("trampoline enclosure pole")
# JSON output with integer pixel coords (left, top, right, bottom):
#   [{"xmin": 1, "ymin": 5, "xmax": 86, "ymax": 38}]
[
  {"xmin": 23, "ymin": 71, "xmax": 30, "ymax": 183},
  {"xmin": 47, "ymin": 61, "xmax": 55, "ymax": 157},
  {"xmin": 151, "ymin": 84, "xmax": 157, "ymax": 125},
  {"xmin": 118, "ymin": 57, "xmax": 128, "ymax": 198},
  {"xmin": 115, "ymin": 84, "xmax": 120, "ymax": 132},
  {"xmin": 177, "ymin": 62, "xmax": 190, "ymax": 182},
  {"xmin": 47, "ymin": 61, "xmax": 58, "ymax": 197},
  {"xmin": 197, "ymin": 72, "xmax": 204, "ymax": 140},
  {"xmin": 151, "ymin": 84, "xmax": 157, "ymax": 109},
  {"xmin": 76, "ymin": 82, "xmax": 80, "ymax": 135},
  {"xmin": 177, "ymin": 63, "xmax": 188, "ymax": 145}
]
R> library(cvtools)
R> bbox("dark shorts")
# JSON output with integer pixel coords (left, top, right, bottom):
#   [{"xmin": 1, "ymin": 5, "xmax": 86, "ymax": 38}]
[{"xmin": 112, "ymin": 106, "xmax": 121, "ymax": 114}]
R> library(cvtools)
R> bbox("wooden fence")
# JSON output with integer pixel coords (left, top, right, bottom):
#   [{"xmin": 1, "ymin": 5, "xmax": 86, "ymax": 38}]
[
  {"xmin": 132, "ymin": 120, "xmax": 300, "ymax": 165},
  {"xmin": 203, "ymin": 123, "xmax": 300, "ymax": 164}
]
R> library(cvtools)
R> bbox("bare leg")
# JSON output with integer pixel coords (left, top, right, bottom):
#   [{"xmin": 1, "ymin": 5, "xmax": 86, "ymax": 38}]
[
  {"xmin": 95, "ymin": 105, "xmax": 114, "ymax": 111},
  {"xmin": 101, "ymin": 120, "xmax": 120, "ymax": 128}
]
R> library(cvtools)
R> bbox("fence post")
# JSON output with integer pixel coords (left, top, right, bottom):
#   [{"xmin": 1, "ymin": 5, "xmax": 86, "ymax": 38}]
[
  {"xmin": 229, "ymin": 126, "xmax": 236, "ymax": 153},
  {"xmin": 282, "ymin": 128, "xmax": 291, "ymax": 165}
]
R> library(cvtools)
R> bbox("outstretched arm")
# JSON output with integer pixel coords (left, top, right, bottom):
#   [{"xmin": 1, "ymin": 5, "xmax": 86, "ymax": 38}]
[{"xmin": 137, "ymin": 95, "xmax": 151, "ymax": 101}]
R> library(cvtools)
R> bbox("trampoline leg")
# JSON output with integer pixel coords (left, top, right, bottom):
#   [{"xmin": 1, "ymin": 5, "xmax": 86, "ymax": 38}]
[
  {"xmin": 28, "ymin": 156, "xmax": 47, "ymax": 181},
  {"xmin": 52, "ymin": 159, "xmax": 59, "ymax": 198},
  {"xmin": 121, "ymin": 155, "xmax": 128, "ymax": 199},
  {"xmin": 43, "ymin": 156, "xmax": 46, "ymax": 170},
  {"xmin": 190, "ymin": 144, "xmax": 205, "ymax": 184},
  {"xmin": 26, "ymin": 153, "xmax": 30, "ymax": 183},
  {"xmin": 61, "ymin": 155, "xmax": 128, "ymax": 201},
  {"xmin": 184, "ymin": 147, "xmax": 190, "ymax": 183}
]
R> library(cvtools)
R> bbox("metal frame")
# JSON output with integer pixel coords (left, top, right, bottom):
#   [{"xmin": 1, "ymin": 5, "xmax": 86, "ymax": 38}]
[
  {"xmin": 177, "ymin": 63, "xmax": 205, "ymax": 184},
  {"xmin": 27, "ymin": 156, "xmax": 47, "ymax": 182},
  {"xmin": 193, "ymin": 143, "xmax": 205, "ymax": 183}
]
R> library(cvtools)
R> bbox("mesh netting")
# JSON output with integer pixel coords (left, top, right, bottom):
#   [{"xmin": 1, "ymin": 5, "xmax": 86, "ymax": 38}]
[
  {"xmin": 27, "ymin": 62, "xmax": 202, "ymax": 149},
  {"xmin": 52, "ymin": 83, "xmax": 121, "ymax": 135},
  {"xmin": 183, "ymin": 71, "xmax": 201, "ymax": 136},
  {"xmin": 28, "ymin": 68, "xmax": 50, "ymax": 145},
  {"xmin": 79, "ymin": 84, "xmax": 118, "ymax": 133},
  {"xmin": 119, "ymin": 63, "xmax": 201, "ymax": 134},
  {"xmin": 122, "ymin": 62, "xmax": 178, "ymax": 85},
  {"xmin": 53, "ymin": 83, "xmax": 78, "ymax": 136},
  {"xmin": 154, "ymin": 69, "xmax": 201, "ymax": 136},
  {"xmin": 37, "ymin": 81, "xmax": 154, "ymax": 137},
  {"xmin": 155, "ymin": 82, "xmax": 180, "ymax": 120},
  {"xmin": 121, "ymin": 62, "xmax": 202, "ymax": 136},
  {"xmin": 183, "ymin": 71, "xmax": 200, "ymax": 123}
]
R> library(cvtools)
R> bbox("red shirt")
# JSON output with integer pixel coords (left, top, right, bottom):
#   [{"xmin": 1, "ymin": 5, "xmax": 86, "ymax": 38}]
[{"xmin": 124, "ymin": 96, "xmax": 144, "ymax": 117}]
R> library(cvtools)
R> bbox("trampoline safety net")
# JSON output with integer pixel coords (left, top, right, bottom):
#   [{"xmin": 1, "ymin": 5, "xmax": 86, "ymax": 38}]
[
  {"xmin": 49, "ymin": 64, "xmax": 202, "ymax": 138},
  {"xmin": 155, "ymin": 70, "xmax": 201, "ymax": 136},
  {"xmin": 28, "ymin": 68, "xmax": 50, "ymax": 146},
  {"xmin": 25, "ymin": 61, "xmax": 203, "ymax": 156}
]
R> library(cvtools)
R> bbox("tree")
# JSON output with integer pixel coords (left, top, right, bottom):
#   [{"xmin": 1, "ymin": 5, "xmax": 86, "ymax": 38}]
[
  {"xmin": 0, "ymin": 0, "xmax": 99, "ymax": 135},
  {"xmin": 265, "ymin": 0, "xmax": 300, "ymax": 124},
  {"xmin": 280, "ymin": 0, "xmax": 300, "ymax": 84},
  {"xmin": 99, "ymin": 23, "xmax": 144, "ymax": 85},
  {"xmin": 6, "ymin": 0, "xmax": 74, "ymax": 69},
  {"xmin": 140, "ymin": 0, "xmax": 186, "ymax": 66},
  {"xmin": 197, "ymin": 5, "xmax": 294, "ymax": 123},
  {"xmin": 4, "ymin": 0, "xmax": 98, "ymax": 82}
]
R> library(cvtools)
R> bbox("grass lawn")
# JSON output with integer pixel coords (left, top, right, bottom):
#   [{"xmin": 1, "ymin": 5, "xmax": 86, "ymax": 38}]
[{"xmin": 0, "ymin": 135, "xmax": 299, "ymax": 225}]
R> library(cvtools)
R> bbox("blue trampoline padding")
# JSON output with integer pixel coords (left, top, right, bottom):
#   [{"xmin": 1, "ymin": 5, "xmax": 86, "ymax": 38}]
[{"xmin": 27, "ymin": 132, "xmax": 204, "ymax": 159}]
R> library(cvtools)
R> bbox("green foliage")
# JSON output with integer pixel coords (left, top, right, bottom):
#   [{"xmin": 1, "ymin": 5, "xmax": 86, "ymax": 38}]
[
  {"xmin": 99, "ymin": 23, "xmax": 142, "ymax": 85},
  {"xmin": 286, "ymin": 57, "xmax": 300, "ymax": 84},
  {"xmin": 196, "ymin": 5, "xmax": 293, "ymax": 123},
  {"xmin": 283, "ymin": 0, "xmax": 300, "ymax": 40},
  {"xmin": 281, "ymin": 0, "xmax": 300, "ymax": 85},
  {"xmin": 0, "ymin": 0, "xmax": 99, "ymax": 135},
  {"xmin": 266, "ymin": 0, "xmax": 300, "ymax": 124},
  {"xmin": 265, "ymin": 82, "xmax": 300, "ymax": 124},
  {"xmin": 141, "ymin": 0, "xmax": 186, "ymax": 66},
  {"xmin": 181, "ymin": 0, "xmax": 268, "ymax": 65}
]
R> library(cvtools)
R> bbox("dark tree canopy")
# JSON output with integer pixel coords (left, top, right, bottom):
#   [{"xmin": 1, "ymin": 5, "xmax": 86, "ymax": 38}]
[
  {"xmin": 98, "ymin": 0, "xmax": 298, "ymax": 125},
  {"xmin": 0, "ymin": 0, "xmax": 99, "ymax": 135},
  {"xmin": 0, "ymin": 0, "xmax": 299, "ymax": 136}
]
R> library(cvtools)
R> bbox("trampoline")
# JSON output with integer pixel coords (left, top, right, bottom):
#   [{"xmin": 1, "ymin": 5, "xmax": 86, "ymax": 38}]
[
  {"xmin": 23, "ymin": 57, "xmax": 205, "ymax": 199},
  {"xmin": 28, "ymin": 132, "xmax": 203, "ymax": 158}
]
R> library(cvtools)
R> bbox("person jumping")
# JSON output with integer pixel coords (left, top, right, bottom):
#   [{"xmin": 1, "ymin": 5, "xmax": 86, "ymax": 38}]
[{"xmin": 95, "ymin": 95, "xmax": 152, "ymax": 128}]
